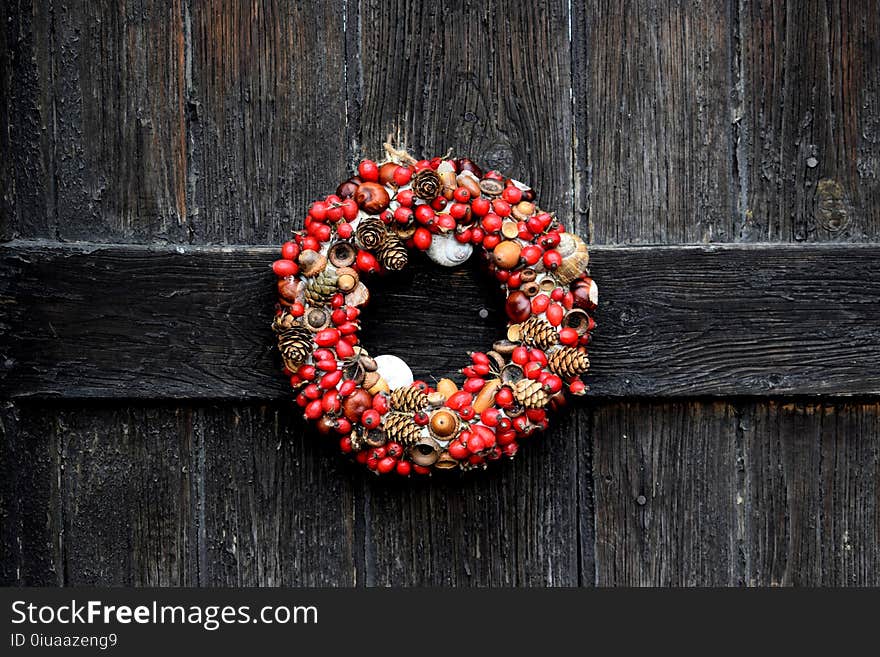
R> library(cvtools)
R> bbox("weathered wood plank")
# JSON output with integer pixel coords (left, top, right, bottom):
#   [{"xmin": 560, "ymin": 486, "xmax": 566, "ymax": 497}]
[
  {"xmin": 572, "ymin": 0, "xmax": 733, "ymax": 244},
  {"xmin": 188, "ymin": 0, "xmax": 352, "ymax": 244},
  {"xmin": 735, "ymin": 0, "xmax": 880, "ymax": 242},
  {"xmin": 57, "ymin": 404, "xmax": 199, "ymax": 585},
  {"xmin": 741, "ymin": 401, "xmax": 880, "ymax": 586},
  {"xmin": 2, "ymin": 240, "xmax": 879, "ymax": 399},
  {"xmin": 358, "ymin": 0, "xmax": 576, "ymax": 227},
  {"xmin": 49, "ymin": 0, "xmax": 190, "ymax": 242},
  {"xmin": 0, "ymin": 402, "xmax": 64, "ymax": 585},
  {"xmin": 591, "ymin": 401, "xmax": 741, "ymax": 586},
  {"xmin": 197, "ymin": 404, "xmax": 360, "ymax": 586}
]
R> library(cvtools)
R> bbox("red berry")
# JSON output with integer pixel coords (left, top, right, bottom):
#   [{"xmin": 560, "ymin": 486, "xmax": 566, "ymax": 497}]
[
  {"xmin": 337, "ymin": 222, "xmax": 353, "ymax": 239},
  {"xmin": 446, "ymin": 390, "xmax": 474, "ymax": 411},
  {"xmin": 524, "ymin": 361, "xmax": 543, "ymax": 379},
  {"xmin": 272, "ymin": 259, "xmax": 297, "ymax": 277},
  {"xmin": 458, "ymin": 405, "xmax": 476, "ymax": 421},
  {"xmin": 531, "ymin": 294, "xmax": 551, "ymax": 314},
  {"xmin": 495, "ymin": 386, "xmax": 514, "ymax": 407},
  {"xmin": 546, "ymin": 303, "xmax": 564, "ymax": 326},
  {"xmin": 414, "ymin": 204, "xmax": 435, "ymax": 224},
  {"xmin": 492, "ymin": 199, "xmax": 511, "ymax": 217},
  {"xmin": 467, "ymin": 434, "xmax": 485, "ymax": 453},
  {"xmin": 396, "ymin": 189, "xmax": 414, "ymax": 206},
  {"xmin": 372, "ymin": 393, "xmax": 389, "ymax": 414},
  {"xmin": 394, "ymin": 206, "xmax": 413, "ymax": 224},
  {"xmin": 377, "ymin": 457, "xmax": 397, "ymax": 474},
  {"xmin": 559, "ymin": 327, "xmax": 579, "ymax": 345},
  {"xmin": 322, "ymin": 390, "xmax": 341, "ymax": 413},
  {"xmin": 310, "ymin": 201, "xmax": 328, "ymax": 221},
  {"xmin": 396, "ymin": 460, "xmax": 412, "ymax": 476},
  {"xmin": 304, "ymin": 400, "xmax": 324, "ymax": 420},
  {"xmin": 448, "ymin": 439, "xmax": 469, "ymax": 460},
  {"xmin": 512, "ymin": 346, "xmax": 529, "ymax": 365},
  {"xmin": 341, "ymin": 199, "xmax": 358, "ymax": 220},
  {"xmin": 339, "ymin": 380, "xmax": 357, "ymax": 397},
  {"xmin": 358, "ymin": 159, "xmax": 379, "ymax": 182},
  {"xmin": 502, "ymin": 186, "xmax": 522, "ymax": 204},
  {"xmin": 393, "ymin": 166, "xmax": 412, "ymax": 185},
  {"xmin": 413, "ymin": 227, "xmax": 432, "ymax": 250},
  {"xmin": 340, "ymin": 436, "xmax": 353, "ymax": 453},
  {"xmin": 529, "ymin": 348, "xmax": 548, "ymax": 366},
  {"xmin": 450, "ymin": 202, "xmax": 469, "ymax": 220},
  {"xmin": 319, "ymin": 369, "xmax": 343, "ymax": 389},
  {"xmin": 543, "ymin": 250, "xmax": 562, "ymax": 270},
  {"xmin": 281, "ymin": 241, "xmax": 298, "ymax": 260},
  {"xmin": 453, "ymin": 187, "xmax": 471, "ymax": 203},
  {"xmin": 290, "ymin": 302, "xmax": 305, "ymax": 317},
  {"xmin": 483, "ymin": 234, "xmax": 501, "ymax": 249},
  {"xmin": 520, "ymin": 244, "xmax": 543, "ymax": 266},
  {"xmin": 361, "ymin": 409, "xmax": 381, "ymax": 429},
  {"xmin": 314, "ymin": 328, "xmax": 341, "ymax": 347},
  {"xmin": 481, "ymin": 213, "xmax": 502, "ymax": 233},
  {"xmin": 471, "ymin": 197, "xmax": 491, "ymax": 216},
  {"xmin": 335, "ymin": 340, "xmax": 354, "ymax": 359},
  {"xmin": 544, "ymin": 374, "xmax": 563, "ymax": 394},
  {"xmin": 413, "ymin": 410, "xmax": 430, "ymax": 426},
  {"xmin": 356, "ymin": 250, "xmax": 380, "ymax": 273}
]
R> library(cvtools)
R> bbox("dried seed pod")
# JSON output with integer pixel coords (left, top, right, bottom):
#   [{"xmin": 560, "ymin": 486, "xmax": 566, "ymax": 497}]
[
  {"xmin": 272, "ymin": 311, "xmax": 299, "ymax": 332},
  {"xmin": 547, "ymin": 346, "xmax": 591, "ymax": 378},
  {"xmin": 364, "ymin": 429, "xmax": 388, "ymax": 448},
  {"xmin": 355, "ymin": 216, "xmax": 387, "ymax": 250},
  {"xmin": 520, "ymin": 268, "xmax": 538, "ymax": 283},
  {"xmin": 345, "ymin": 282, "xmax": 370, "ymax": 307},
  {"xmin": 436, "ymin": 378, "xmax": 458, "ymax": 399},
  {"xmin": 276, "ymin": 323, "xmax": 312, "ymax": 371},
  {"xmin": 485, "ymin": 350, "xmax": 507, "ymax": 371},
  {"xmin": 562, "ymin": 308, "xmax": 591, "ymax": 336},
  {"xmin": 512, "ymin": 201, "xmax": 536, "ymax": 221},
  {"xmin": 412, "ymin": 168, "xmax": 442, "ymax": 200},
  {"xmin": 519, "ymin": 316, "xmax": 559, "ymax": 350},
  {"xmin": 473, "ymin": 378, "xmax": 502, "ymax": 413},
  {"xmin": 492, "ymin": 339, "xmax": 518, "ymax": 356},
  {"xmin": 409, "ymin": 437, "xmax": 441, "ymax": 466},
  {"xmin": 394, "ymin": 223, "xmax": 417, "ymax": 240},
  {"xmin": 539, "ymin": 276, "xmax": 557, "ymax": 293},
  {"xmin": 435, "ymin": 452, "xmax": 459, "ymax": 470},
  {"xmin": 329, "ymin": 241, "xmax": 357, "ymax": 268},
  {"xmin": 376, "ymin": 233, "xmax": 408, "ymax": 271},
  {"xmin": 384, "ymin": 411, "xmax": 424, "ymax": 446},
  {"xmin": 298, "ymin": 249, "xmax": 327, "ymax": 277},
  {"xmin": 500, "ymin": 363, "xmax": 524, "ymax": 385},
  {"xmin": 304, "ymin": 269, "xmax": 339, "ymax": 306},
  {"xmin": 521, "ymin": 281, "xmax": 541, "ymax": 297},
  {"xmin": 368, "ymin": 376, "xmax": 390, "ymax": 395},
  {"xmin": 501, "ymin": 221, "xmax": 520, "ymax": 239},
  {"xmin": 304, "ymin": 307, "xmax": 330, "ymax": 331},
  {"xmin": 427, "ymin": 391, "xmax": 447, "ymax": 407},
  {"xmin": 362, "ymin": 371, "xmax": 380, "ymax": 390},
  {"xmin": 390, "ymin": 385, "xmax": 429, "ymax": 412},
  {"xmin": 514, "ymin": 378, "xmax": 550, "ymax": 409},
  {"xmin": 479, "ymin": 177, "xmax": 504, "ymax": 197}
]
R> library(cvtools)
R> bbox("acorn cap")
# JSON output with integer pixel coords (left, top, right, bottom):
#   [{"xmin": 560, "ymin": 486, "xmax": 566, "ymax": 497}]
[{"xmin": 297, "ymin": 249, "xmax": 327, "ymax": 277}]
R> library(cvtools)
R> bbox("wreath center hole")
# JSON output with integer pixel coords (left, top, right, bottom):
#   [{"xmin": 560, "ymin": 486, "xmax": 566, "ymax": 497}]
[{"xmin": 357, "ymin": 253, "xmax": 506, "ymax": 383}]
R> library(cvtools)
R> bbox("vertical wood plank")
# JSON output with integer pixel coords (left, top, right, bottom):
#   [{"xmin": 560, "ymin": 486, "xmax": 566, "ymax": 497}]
[
  {"xmin": 357, "ymin": 0, "xmax": 583, "ymax": 585},
  {"xmin": 188, "ymin": 0, "xmax": 352, "ymax": 244},
  {"xmin": 51, "ymin": 0, "xmax": 190, "ymax": 242},
  {"xmin": 1, "ymin": 0, "xmax": 55, "ymax": 239},
  {"xmin": 59, "ymin": 405, "xmax": 199, "ymax": 586},
  {"xmin": 592, "ymin": 402, "xmax": 740, "ymax": 585},
  {"xmin": 736, "ymin": 0, "xmax": 880, "ymax": 242},
  {"xmin": 741, "ymin": 402, "xmax": 880, "ymax": 586},
  {"xmin": 198, "ymin": 404, "xmax": 360, "ymax": 586},
  {"xmin": 573, "ymin": 0, "xmax": 734, "ymax": 244},
  {"xmin": 0, "ymin": 403, "xmax": 64, "ymax": 585}
]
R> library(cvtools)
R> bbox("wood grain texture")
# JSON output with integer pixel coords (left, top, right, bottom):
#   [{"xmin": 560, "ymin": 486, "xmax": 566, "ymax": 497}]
[
  {"xmin": 188, "ymin": 0, "xmax": 352, "ymax": 244},
  {"xmin": 741, "ymin": 401, "xmax": 880, "ymax": 586},
  {"xmin": 573, "ymin": 0, "xmax": 733, "ymax": 244},
  {"xmin": 735, "ymin": 0, "xmax": 880, "ymax": 242},
  {"xmin": 197, "ymin": 404, "xmax": 361, "ymax": 586},
  {"xmin": 2, "ymin": 240, "xmax": 879, "ymax": 399},
  {"xmin": 358, "ymin": 0, "xmax": 578, "ymax": 231},
  {"xmin": 591, "ymin": 400, "xmax": 880, "ymax": 586}
]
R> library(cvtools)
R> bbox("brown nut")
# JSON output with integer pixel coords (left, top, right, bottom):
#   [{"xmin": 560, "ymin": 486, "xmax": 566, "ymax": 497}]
[
  {"xmin": 409, "ymin": 437, "xmax": 441, "ymax": 466},
  {"xmin": 355, "ymin": 182, "xmax": 390, "ymax": 213},
  {"xmin": 335, "ymin": 267, "xmax": 359, "ymax": 292}
]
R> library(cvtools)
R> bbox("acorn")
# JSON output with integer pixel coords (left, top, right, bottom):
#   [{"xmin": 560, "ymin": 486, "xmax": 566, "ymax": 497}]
[
  {"xmin": 493, "ymin": 240, "xmax": 522, "ymax": 269},
  {"xmin": 355, "ymin": 182, "xmax": 390, "ymax": 213},
  {"xmin": 429, "ymin": 409, "xmax": 459, "ymax": 439},
  {"xmin": 297, "ymin": 249, "xmax": 327, "ymax": 277},
  {"xmin": 335, "ymin": 267, "xmax": 359, "ymax": 292}
]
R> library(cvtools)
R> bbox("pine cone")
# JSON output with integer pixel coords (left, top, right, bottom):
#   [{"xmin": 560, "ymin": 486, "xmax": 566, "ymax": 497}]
[
  {"xmin": 276, "ymin": 323, "xmax": 312, "ymax": 371},
  {"xmin": 519, "ymin": 316, "xmax": 559, "ymax": 350},
  {"xmin": 383, "ymin": 412, "xmax": 424, "ymax": 446},
  {"xmin": 355, "ymin": 217, "xmax": 387, "ymax": 250},
  {"xmin": 305, "ymin": 269, "xmax": 339, "ymax": 306},
  {"xmin": 547, "ymin": 347, "xmax": 590, "ymax": 379},
  {"xmin": 411, "ymin": 169, "xmax": 441, "ymax": 200},
  {"xmin": 390, "ymin": 385, "xmax": 428, "ymax": 412},
  {"xmin": 376, "ymin": 234, "xmax": 408, "ymax": 271},
  {"xmin": 513, "ymin": 378, "xmax": 549, "ymax": 409}
]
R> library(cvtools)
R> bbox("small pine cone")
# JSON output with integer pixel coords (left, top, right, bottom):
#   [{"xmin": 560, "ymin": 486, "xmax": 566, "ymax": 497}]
[
  {"xmin": 411, "ymin": 168, "xmax": 442, "ymax": 200},
  {"xmin": 383, "ymin": 412, "xmax": 424, "ymax": 446},
  {"xmin": 305, "ymin": 269, "xmax": 339, "ymax": 306},
  {"xmin": 272, "ymin": 311, "xmax": 299, "ymax": 333},
  {"xmin": 355, "ymin": 217, "xmax": 387, "ymax": 250},
  {"xmin": 519, "ymin": 316, "xmax": 559, "ymax": 350},
  {"xmin": 513, "ymin": 378, "xmax": 549, "ymax": 409},
  {"xmin": 276, "ymin": 323, "xmax": 312, "ymax": 371},
  {"xmin": 390, "ymin": 385, "xmax": 428, "ymax": 412},
  {"xmin": 376, "ymin": 234, "xmax": 408, "ymax": 271},
  {"xmin": 547, "ymin": 346, "xmax": 590, "ymax": 379}
]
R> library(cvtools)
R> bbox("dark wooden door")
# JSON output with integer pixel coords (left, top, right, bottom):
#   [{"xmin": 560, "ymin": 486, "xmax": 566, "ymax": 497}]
[{"xmin": 2, "ymin": 0, "xmax": 879, "ymax": 586}]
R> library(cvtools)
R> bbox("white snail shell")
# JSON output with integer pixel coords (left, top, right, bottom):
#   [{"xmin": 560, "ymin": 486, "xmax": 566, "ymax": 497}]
[
  {"xmin": 374, "ymin": 354, "xmax": 414, "ymax": 391},
  {"xmin": 426, "ymin": 232, "xmax": 473, "ymax": 267}
]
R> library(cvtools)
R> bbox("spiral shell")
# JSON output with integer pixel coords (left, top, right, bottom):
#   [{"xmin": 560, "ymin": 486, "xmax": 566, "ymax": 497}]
[
  {"xmin": 554, "ymin": 233, "xmax": 589, "ymax": 285},
  {"xmin": 425, "ymin": 231, "xmax": 474, "ymax": 267}
]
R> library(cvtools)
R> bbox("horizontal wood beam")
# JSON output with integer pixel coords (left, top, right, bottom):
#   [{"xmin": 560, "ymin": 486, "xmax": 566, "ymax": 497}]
[{"xmin": 1, "ymin": 240, "xmax": 878, "ymax": 400}]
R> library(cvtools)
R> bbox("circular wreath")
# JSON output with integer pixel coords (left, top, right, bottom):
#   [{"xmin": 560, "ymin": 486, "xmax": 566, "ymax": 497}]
[{"xmin": 271, "ymin": 145, "xmax": 598, "ymax": 475}]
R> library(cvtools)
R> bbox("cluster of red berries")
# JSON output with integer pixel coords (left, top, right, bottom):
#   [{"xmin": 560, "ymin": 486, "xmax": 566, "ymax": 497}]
[{"xmin": 272, "ymin": 151, "xmax": 597, "ymax": 475}]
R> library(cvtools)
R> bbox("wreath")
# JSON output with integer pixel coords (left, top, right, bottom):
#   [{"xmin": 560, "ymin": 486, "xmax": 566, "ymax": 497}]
[{"xmin": 271, "ymin": 144, "xmax": 598, "ymax": 475}]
